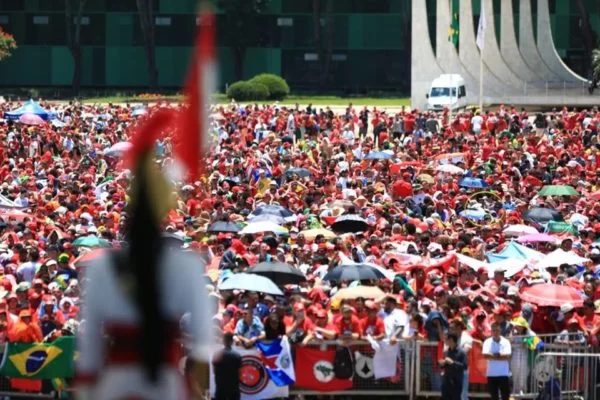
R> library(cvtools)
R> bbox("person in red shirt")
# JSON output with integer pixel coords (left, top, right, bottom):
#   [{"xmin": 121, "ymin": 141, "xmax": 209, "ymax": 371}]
[
  {"xmin": 581, "ymin": 300, "xmax": 600, "ymax": 342},
  {"xmin": 359, "ymin": 301, "xmax": 385, "ymax": 340},
  {"xmin": 305, "ymin": 309, "xmax": 337, "ymax": 343},
  {"xmin": 285, "ymin": 303, "xmax": 314, "ymax": 342},
  {"xmin": 335, "ymin": 305, "xmax": 361, "ymax": 339}
]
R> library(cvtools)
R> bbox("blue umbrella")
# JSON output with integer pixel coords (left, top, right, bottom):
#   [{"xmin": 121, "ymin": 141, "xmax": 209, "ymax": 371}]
[
  {"xmin": 364, "ymin": 151, "xmax": 393, "ymax": 160},
  {"xmin": 459, "ymin": 177, "xmax": 488, "ymax": 188},
  {"xmin": 459, "ymin": 208, "xmax": 488, "ymax": 220},
  {"xmin": 218, "ymin": 273, "xmax": 283, "ymax": 295},
  {"xmin": 285, "ymin": 168, "xmax": 311, "ymax": 178}
]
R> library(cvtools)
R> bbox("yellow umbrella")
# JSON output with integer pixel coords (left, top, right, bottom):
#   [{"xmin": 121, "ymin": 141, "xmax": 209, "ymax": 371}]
[
  {"xmin": 418, "ymin": 174, "xmax": 434, "ymax": 184},
  {"xmin": 301, "ymin": 228, "xmax": 336, "ymax": 240},
  {"xmin": 332, "ymin": 286, "xmax": 386, "ymax": 301}
]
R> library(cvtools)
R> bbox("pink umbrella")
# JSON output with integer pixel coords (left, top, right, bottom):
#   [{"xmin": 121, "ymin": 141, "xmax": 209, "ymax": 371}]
[
  {"xmin": 520, "ymin": 283, "xmax": 584, "ymax": 307},
  {"xmin": 18, "ymin": 113, "xmax": 45, "ymax": 126},
  {"xmin": 517, "ymin": 233, "xmax": 559, "ymax": 244}
]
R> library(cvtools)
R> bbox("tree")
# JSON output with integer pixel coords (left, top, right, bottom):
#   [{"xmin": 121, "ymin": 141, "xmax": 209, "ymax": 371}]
[
  {"xmin": 217, "ymin": 0, "xmax": 270, "ymax": 81},
  {"xmin": 575, "ymin": 0, "xmax": 596, "ymax": 78},
  {"xmin": 0, "ymin": 28, "xmax": 17, "ymax": 61},
  {"xmin": 65, "ymin": 0, "xmax": 88, "ymax": 96},
  {"xmin": 136, "ymin": 0, "xmax": 158, "ymax": 88}
]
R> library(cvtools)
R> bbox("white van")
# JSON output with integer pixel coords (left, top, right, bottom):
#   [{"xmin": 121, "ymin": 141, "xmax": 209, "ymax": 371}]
[{"xmin": 426, "ymin": 74, "xmax": 467, "ymax": 111}]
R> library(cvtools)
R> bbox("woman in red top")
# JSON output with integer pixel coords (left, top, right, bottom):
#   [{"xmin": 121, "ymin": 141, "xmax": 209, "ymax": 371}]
[{"xmin": 359, "ymin": 301, "xmax": 385, "ymax": 340}]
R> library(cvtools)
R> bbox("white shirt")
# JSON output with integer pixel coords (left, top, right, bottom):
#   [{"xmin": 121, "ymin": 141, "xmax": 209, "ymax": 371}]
[
  {"xmin": 380, "ymin": 308, "xmax": 409, "ymax": 338},
  {"xmin": 342, "ymin": 129, "xmax": 355, "ymax": 145},
  {"xmin": 482, "ymin": 336, "xmax": 512, "ymax": 377},
  {"xmin": 471, "ymin": 116, "xmax": 483, "ymax": 132}
]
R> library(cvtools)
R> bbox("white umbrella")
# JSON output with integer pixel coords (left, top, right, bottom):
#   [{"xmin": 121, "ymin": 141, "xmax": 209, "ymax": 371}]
[
  {"xmin": 536, "ymin": 249, "xmax": 590, "ymax": 270},
  {"xmin": 435, "ymin": 164, "xmax": 464, "ymax": 174},
  {"xmin": 240, "ymin": 221, "xmax": 288, "ymax": 235},
  {"xmin": 218, "ymin": 273, "xmax": 283, "ymax": 295},
  {"xmin": 486, "ymin": 259, "xmax": 528, "ymax": 278},
  {"xmin": 503, "ymin": 224, "xmax": 539, "ymax": 237},
  {"xmin": 104, "ymin": 141, "xmax": 132, "ymax": 157}
]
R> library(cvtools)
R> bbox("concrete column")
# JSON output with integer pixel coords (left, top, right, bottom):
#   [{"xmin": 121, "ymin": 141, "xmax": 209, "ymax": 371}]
[
  {"xmin": 518, "ymin": 0, "xmax": 558, "ymax": 82},
  {"xmin": 480, "ymin": 0, "xmax": 524, "ymax": 89},
  {"xmin": 459, "ymin": 0, "xmax": 514, "ymax": 99},
  {"xmin": 500, "ymin": 0, "xmax": 540, "ymax": 83},
  {"xmin": 436, "ymin": 0, "xmax": 490, "ymax": 103},
  {"xmin": 536, "ymin": 0, "xmax": 587, "ymax": 83},
  {"xmin": 411, "ymin": 0, "xmax": 445, "ymax": 110}
]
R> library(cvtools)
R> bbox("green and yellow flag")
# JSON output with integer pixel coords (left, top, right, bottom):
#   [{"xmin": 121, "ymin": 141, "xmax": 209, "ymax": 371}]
[
  {"xmin": 448, "ymin": 0, "xmax": 459, "ymax": 47},
  {"xmin": 0, "ymin": 337, "xmax": 76, "ymax": 379}
]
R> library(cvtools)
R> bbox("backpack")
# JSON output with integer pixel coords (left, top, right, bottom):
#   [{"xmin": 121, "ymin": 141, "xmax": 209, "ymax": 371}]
[{"xmin": 333, "ymin": 346, "xmax": 354, "ymax": 379}]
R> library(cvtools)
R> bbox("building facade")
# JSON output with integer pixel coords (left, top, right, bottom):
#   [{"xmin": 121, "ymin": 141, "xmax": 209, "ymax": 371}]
[{"xmin": 0, "ymin": 0, "xmax": 596, "ymax": 94}]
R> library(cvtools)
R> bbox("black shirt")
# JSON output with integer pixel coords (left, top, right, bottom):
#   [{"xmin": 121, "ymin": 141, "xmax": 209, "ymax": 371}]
[{"xmin": 212, "ymin": 347, "xmax": 242, "ymax": 398}]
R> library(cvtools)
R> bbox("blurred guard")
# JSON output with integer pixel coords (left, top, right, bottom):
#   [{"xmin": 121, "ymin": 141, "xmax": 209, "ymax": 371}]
[{"xmin": 75, "ymin": 110, "xmax": 212, "ymax": 400}]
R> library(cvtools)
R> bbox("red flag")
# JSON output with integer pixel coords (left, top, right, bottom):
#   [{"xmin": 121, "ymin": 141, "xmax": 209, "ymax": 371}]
[
  {"xmin": 10, "ymin": 378, "xmax": 42, "ymax": 392},
  {"xmin": 294, "ymin": 347, "xmax": 353, "ymax": 392},
  {"xmin": 468, "ymin": 341, "xmax": 487, "ymax": 384},
  {"xmin": 177, "ymin": 5, "xmax": 216, "ymax": 180}
]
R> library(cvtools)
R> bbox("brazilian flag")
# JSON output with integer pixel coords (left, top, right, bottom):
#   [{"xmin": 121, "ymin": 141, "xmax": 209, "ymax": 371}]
[
  {"xmin": 0, "ymin": 337, "xmax": 76, "ymax": 379},
  {"xmin": 448, "ymin": 0, "xmax": 459, "ymax": 47}
]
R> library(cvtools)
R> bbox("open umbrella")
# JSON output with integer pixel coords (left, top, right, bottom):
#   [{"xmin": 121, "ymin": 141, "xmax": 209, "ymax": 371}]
[
  {"xmin": 249, "ymin": 205, "xmax": 296, "ymax": 222},
  {"xmin": 520, "ymin": 283, "xmax": 584, "ymax": 307},
  {"xmin": 331, "ymin": 214, "xmax": 369, "ymax": 233},
  {"xmin": 206, "ymin": 221, "xmax": 241, "ymax": 233},
  {"xmin": 503, "ymin": 224, "xmax": 539, "ymax": 237},
  {"xmin": 0, "ymin": 210, "xmax": 33, "ymax": 222},
  {"xmin": 517, "ymin": 233, "xmax": 559, "ymax": 244},
  {"xmin": 72, "ymin": 236, "xmax": 112, "ymax": 248},
  {"xmin": 538, "ymin": 185, "xmax": 579, "ymax": 197},
  {"xmin": 285, "ymin": 168, "xmax": 310, "ymax": 178},
  {"xmin": 74, "ymin": 248, "xmax": 107, "ymax": 267},
  {"xmin": 246, "ymin": 261, "xmax": 306, "ymax": 285},
  {"xmin": 332, "ymin": 286, "xmax": 385, "ymax": 301},
  {"xmin": 417, "ymin": 174, "xmax": 434, "ymax": 184},
  {"xmin": 245, "ymin": 214, "xmax": 286, "ymax": 225},
  {"xmin": 459, "ymin": 208, "xmax": 488, "ymax": 220},
  {"xmin": 104, "ymin": 141, "xmax": 132, "ymax": 157},
  {"xmin": 218, "ymin": 273, "xmax": 283, "ymax": 295},
  {"xmin": 300, "ymin": 228, "xmax": 336, "ymax": 240},
  {"xmin": 536, "ymin": 249, "xmax": 590, "ymax": 269},
  {"xmin": 323, "ymin": 263, "xmax": 385, "ymax": 282},
  {"xmin": 240, "ymin": 221, "xmax": 287, "ymax": 235},
  {"xmin": 435, "ymin": 164, "xmax": 464, "ymax": 174},
  {"xmin": 364, "ymin": 151, "xmax": 393, "ymax": 160},
  {"xmin": 522, "ymin": 207, "xmax": 564, "ymax": 223},
  {"xmin": 19, "ymin": 113, "xmax": 45, "ymax": 126},
  {"xmin": 326, "ymin": 199, "xmax": 354, "ymax": 210},
  {"xmin": 459, "ymin": 177, "xmax": 488, "ymax": 189}
]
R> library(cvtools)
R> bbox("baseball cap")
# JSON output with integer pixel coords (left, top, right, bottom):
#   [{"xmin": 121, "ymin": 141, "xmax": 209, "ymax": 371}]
[{"xmin": 560, "ymin": 303, "xmax": 574, "ymax": 314}]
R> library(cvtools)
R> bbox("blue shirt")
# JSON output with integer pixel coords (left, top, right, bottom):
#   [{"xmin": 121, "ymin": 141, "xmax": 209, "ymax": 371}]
[{"xmin": 234, "ymin": 316, "xmax": 264, "ymax": 339}]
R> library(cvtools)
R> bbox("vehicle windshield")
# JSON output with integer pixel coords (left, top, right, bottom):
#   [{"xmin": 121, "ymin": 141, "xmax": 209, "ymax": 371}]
[{"xmin": 430, "ymin": 87, "xmax": 457, "ymax": 97}]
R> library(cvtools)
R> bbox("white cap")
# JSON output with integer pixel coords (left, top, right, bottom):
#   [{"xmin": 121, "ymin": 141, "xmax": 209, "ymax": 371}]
[{"xmin": 560, "ymin": 303, "xmax": 574, "ymax": 313}]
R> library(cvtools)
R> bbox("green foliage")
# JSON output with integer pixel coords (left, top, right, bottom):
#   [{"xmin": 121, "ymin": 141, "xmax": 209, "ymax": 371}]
[
  {"xmin": 0, "ymin": 28, "xmax": 17, "ymax": 61},
  {"xmin": 249, "ymin": 73, "xmax": 290, "ymax": 100},
  {"xmin": 226, "ymin": 81, "xmax": 270, "ymax": 101}
]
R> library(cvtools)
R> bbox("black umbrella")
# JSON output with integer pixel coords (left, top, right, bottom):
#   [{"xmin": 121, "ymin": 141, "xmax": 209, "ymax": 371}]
[
  {"xmin": 161, "ymin": 232, "xmax": 185, "ymax": 248},
  {"xmin": 523, "ymin": 207, "xmax": 564, "ymax": 224},
  {"xmin": 250, "ymin": 204, "xmax": 295, "ymax": 220},
  {"xmin": 331, "ymin": 214, "xmax": 369, "ymax": 233},
  {"xmin": 285, "ymin": 168, "xmax": 311, "ymax": 178},
  {"xmin": 219, "ymin": 177, "xmax": 241, "ymax": 186},
  {"xmin": 246, "ymin": 261, "xmax": 306, "ymax": 285},
  {"xmin": 206, "ymin": 221, "xmax": 242, "ymax": 233},
  {"xmin": 323, "ymin": 264, "xmax": 385, "ymax": 282}
]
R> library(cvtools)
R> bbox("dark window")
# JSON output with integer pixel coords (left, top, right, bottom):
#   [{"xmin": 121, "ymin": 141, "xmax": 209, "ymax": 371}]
[
  {"xmin": 92, "ymin": 47, "xmax": 105, "ymax": 86},
  {"xmin": 0, "ymin": 0, "xmax": 24, "ymax": 11},
  {"xmin": 459, "ymin": 85, "xmax": 466, "ymax": 97},
  {"xmin": 106, "ymin": 0, "xmax": 137, "ymax": 12},
  {"xmin": 80, "ymin": 14, "xmax": 106, "ymax": 46},
  {"xmin": 154, "ymin": 15, "xmax": 195, "ymax": 46},
  {"xmin": 281, "ymin": 1, "xmax": 313, "ymax": 13},
  {"xmin": 25, "ymin": 14, "xmax": 66, "ymax": 46}
]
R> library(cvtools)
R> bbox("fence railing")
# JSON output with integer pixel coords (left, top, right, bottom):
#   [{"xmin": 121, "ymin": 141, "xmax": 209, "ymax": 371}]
[{"xmin": 0, "ymin": 336, "xmax": 598, "ymax": 399}]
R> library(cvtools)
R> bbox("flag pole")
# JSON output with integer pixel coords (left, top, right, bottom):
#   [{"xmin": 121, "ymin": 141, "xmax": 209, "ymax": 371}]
[{"xmin": 479, "ymin": 46, "xmax": 483, "ymax": 112}]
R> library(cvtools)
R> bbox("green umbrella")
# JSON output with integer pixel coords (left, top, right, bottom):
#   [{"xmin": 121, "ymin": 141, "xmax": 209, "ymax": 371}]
[
  {"xmin": 538, "ymin": 185, "xmax": 579, "ymax": 197},
  {"xmin": 72, "ymin": 236, "xmax": 112, "ymax": 248},
  {"xmin": 546, "ymin": 221, "xmax": 579, "ymax": 235}
]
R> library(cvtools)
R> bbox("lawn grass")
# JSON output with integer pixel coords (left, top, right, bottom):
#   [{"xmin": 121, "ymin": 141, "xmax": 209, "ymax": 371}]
[{"xmin": 81, "ymin": 94, "xmax": 410, "ymax": 107}]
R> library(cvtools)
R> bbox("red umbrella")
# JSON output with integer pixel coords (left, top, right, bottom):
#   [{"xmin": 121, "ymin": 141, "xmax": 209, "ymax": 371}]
[
  {"xmin": 74, "ymin": 248, "xmax": 106, "ymax": 267},
  {"xmin": 0, "ymin": 210, "xmax": 34, "ymax": 222},
  {"xmin": 520, "ymin": 283, "xmax": 584, "ymax": 307},
  {"xmin": 19, "ymin": 113, "xmax": 45, "ymax": 126}
]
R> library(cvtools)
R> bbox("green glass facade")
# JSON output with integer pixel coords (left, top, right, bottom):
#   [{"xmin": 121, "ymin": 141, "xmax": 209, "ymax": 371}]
[{"xmin": 0, "ymin": 0, "xmax": 596, "ymax": 93}]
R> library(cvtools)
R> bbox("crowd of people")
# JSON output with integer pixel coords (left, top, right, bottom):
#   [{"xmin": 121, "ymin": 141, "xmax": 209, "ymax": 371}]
[{"xmin": 1, "ymin": 99, "xmax": 600, "ymax": 398}]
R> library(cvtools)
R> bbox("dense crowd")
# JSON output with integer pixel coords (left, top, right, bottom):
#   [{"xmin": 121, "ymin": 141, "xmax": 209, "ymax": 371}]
[{"xmin": 0, "ymin": 100, "xmax": 599, "ymax": 367}]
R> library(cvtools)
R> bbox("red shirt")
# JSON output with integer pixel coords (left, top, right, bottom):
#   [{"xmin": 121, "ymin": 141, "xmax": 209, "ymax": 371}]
[
  {"xmin": 335, "ymin": 316, "xmax": 361, "ymax": 337},
  {"xmin": 359, "ymin": 316, "xmax": 385, "ymax": 337},
  {"xmin": 286, "ymin": 318, "xmax": 314, "ymax": 337}
]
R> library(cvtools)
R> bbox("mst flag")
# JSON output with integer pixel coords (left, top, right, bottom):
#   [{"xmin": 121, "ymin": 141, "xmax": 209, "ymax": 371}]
[
  {"xmin": 448, "ymin": 0, "xmax": 459, "ymax": 46},
  {"xmin": 0, "ymin": 337, "xmax": 76, "ymax": 379},
  {"xmin": 294, "ymin": 347, "xmax": 353, "ymax": 392}
]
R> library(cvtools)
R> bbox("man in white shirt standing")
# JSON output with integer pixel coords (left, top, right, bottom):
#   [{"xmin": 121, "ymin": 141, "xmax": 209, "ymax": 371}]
[
  {"xmin": 471, "ymin": 111, "xmax": 484, "ymax": 135},
  {"xmin": 482, "ymin": 323, "xmax": 512, "ymax": 400},
  {"xmin": 379, "ymin": 295, "xmax": 408, "ymax": 343}
]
